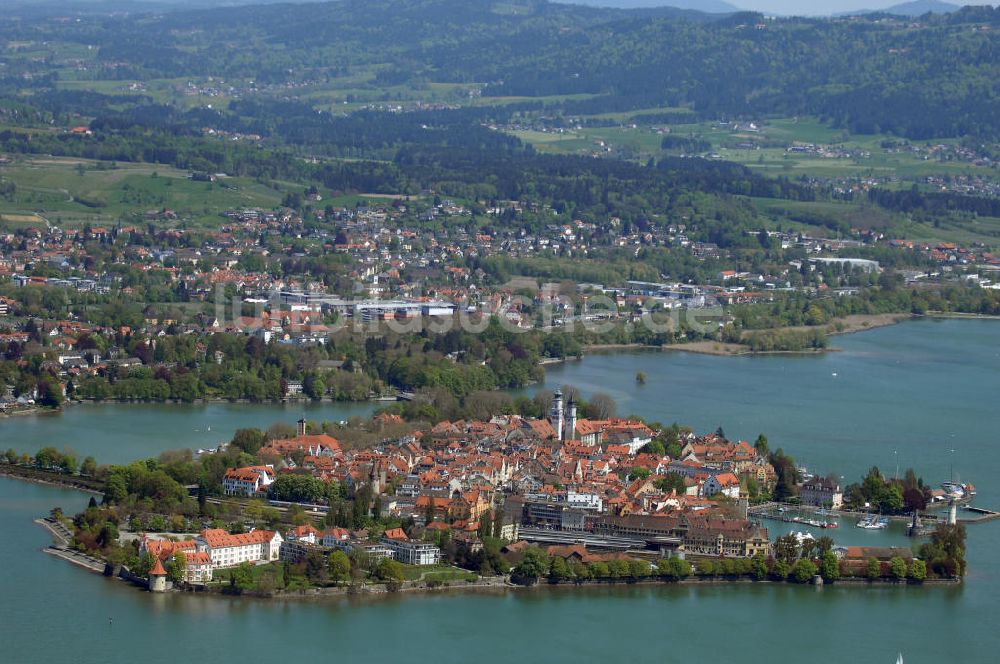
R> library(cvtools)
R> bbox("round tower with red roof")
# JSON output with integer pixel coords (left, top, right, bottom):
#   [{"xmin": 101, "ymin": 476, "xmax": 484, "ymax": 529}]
[{"xmin": 149, "ymin": 557, "xmax": 167, "ymax": 592}]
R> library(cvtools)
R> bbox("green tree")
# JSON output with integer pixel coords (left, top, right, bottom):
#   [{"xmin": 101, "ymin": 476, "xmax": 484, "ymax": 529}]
[
  {"xmin": 588, "ymin": 561, "xmax": 610, "ymax": 579},
  {"xmin": 667, "ymin": 557, "xmax": 691, "ymax": 579},
  {"xmin": 820, "ymin": 551, "xmax": 840, "ymax": 582},
  {"xmin": 628, "ymin": 559, "xmax": 649, "ymax": 579},
  {"xmin": 624, "ymin": 467, "xmax": 651, "ymax": 481},
  {"xmin": 375, "ymin": 558, "xmax": 405, "ymax": 590},
  {"xmin": 37, "ymin": 379, "xmax": 64, "ymax": 408},
  {"xmin": 773, "ymin": 533, "xmax": 799, "ymax": 564},
  {"xmin": 262, "ymin": 506, "xmax": 282, "ymax": 529},
  {"xmin": 97, "ymin": 522, "xmax": 119, "ymax": 548},
  {"xmin": 80, "ymin": 456, "xmax": 98, "ymax": 477},
  {"xmin": 866, "ymin": 557, "xmax": 882, "ymax": 580},
  {"xmin": 792, "ymin": 558, "xmax": 818, "ymax": 583},
  {"xmin": 134, "ymin": 552, "xmax": 156, "ymax": 578},
  {"xmin": 654, "ymin": 472, "xmax": 686, "ymax": 494},
  {"xmin": 244, "ymin": 499, "xmax": 264, "ymax": 523},
  {"xmin": 918, "ymin": 523, "xmax": 966, "ymax": 578},
  {"xmin": 305, "ymin": 550, "xmax": 329, "ymax": 585},
  {"xmin": 754, "ymin": 433, "xmax": 769, "ymax": 457},
  {"xmin": 103, "ymin": 474, "xmax": 128, "ymax": 504},
  {"xmin": 512, "ymin": 547, "xmax": 549, "ymax": 585},
  {"xmin": 769, "ymin": 449, "xmax": 799, "ymax": 501},
  {"xmin": 751, "ymin": 553, "xmax": 768, "ymax": 580},
  {"xmin": 230, "ymin": 428, "xmax": 266, "ymax": 455},
  {"xmin": 231, "ymin": 562, "xmax": 255, "ymax": 592},
  {"xmin": 328, "ymin": 550, "xmax": 351, "ymax": 584},
  {"xmin": 771, "ymin": 559, "xmax": 791, "ymax": 581},
  {"xmin": 549, "ymin": 556, "xmax": 572, "ymax": 582},
  {"xmin": 167, "ymin": 551, "xmax": 186, "ymax": 584},
  {"xmin": 908, "ymin": 559, "xmax": 927, "ymax": 582},
  {"xmin": 889, "ymin": 556, "xmax": 908, "ymax": 580},
  {"xmin": 608, "ymin": 559, "xmax": 630, "ymax": 579}
]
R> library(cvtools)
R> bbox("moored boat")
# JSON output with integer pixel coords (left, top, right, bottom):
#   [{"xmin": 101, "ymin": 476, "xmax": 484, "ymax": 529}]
[{"xmin": 856, "ymin": 514, "xmax": 888, "ymax": 529}]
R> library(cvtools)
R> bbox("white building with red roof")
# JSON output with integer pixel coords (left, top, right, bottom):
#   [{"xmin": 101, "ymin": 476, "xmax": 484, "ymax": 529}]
[
  {"xmin": 196, "ymin": 528, "xmax": 283, "ymax": 568},
  {"xmin": 222, "ymin": 465, "xmax": 275, "ymax": 496},
  {"xmin": 702, "ymin": 472, "xmax": 742, "ymax": 499}
]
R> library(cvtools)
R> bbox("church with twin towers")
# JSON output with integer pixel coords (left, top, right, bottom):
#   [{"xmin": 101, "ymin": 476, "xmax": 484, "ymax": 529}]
[{"xmin": 549, "ymin": 389, "xmax": 577, "ymax": 443}]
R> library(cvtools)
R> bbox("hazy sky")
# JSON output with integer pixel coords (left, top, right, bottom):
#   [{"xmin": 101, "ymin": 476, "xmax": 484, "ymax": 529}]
[{"xmin": 735, "ymin": 1, "xmax": 992, "ymax": 15}]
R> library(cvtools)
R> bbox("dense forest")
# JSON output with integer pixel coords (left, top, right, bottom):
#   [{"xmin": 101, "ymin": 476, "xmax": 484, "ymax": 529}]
[
  {"xmin": 1, "ymin": 0, "xmax": 998, "ymax": 249},
  {"xmin": 3, "ymin": 1, "xmax": 1000, "ymax": 138}
]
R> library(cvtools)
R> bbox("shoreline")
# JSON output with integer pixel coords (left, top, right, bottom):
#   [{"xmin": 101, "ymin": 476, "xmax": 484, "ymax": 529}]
[
  {"xmin": 30, "ymin": 515, "xmax": 962, "ymax": 606},
  {"xmin": 37, "ymin": 535, "xmax": 961, "ymax": 603},
  {"xmin": 661, "ymin": 313, "xmax": 913, "ymax": 357},
  {"xmin": 2, "ymin": 315, "xmax": 995, "ymax": 418},
  {"xmin": 926, "ymin": 312, "xmax": 1000, "ymax": 322},
  {"xmin": 19, "ymin": 477, "xmax": 965, "ymax": 604},
  {"xmin": 0, "ymin": 467, "xmax": 104, "ymax": 495}
]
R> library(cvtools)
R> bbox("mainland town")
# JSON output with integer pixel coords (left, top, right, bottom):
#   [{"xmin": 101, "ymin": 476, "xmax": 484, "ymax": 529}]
[{"xmin": 2, "ymin": 190, "xmax": 1000, "ymax": 413}]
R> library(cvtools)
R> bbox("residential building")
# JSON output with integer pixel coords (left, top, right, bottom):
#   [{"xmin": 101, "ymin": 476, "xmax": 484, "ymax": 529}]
[
  {"xmin": 385, "ymin": 538, "xmax": 442, "ymax": 565},
  {"xmin": 196, "ymin": 528, "xmax": 283, "ymax": 568},
  {"xmin": 683, "ymin": 521, "xmax": 770, "ymax": 558},
  {"xmin": 222, "ymin": 465, "xmax": 275, "ymax": 496},
  {"xmin": 184, "ymin": 551, "xmax": 213, "ymax": 583},
  {"xmin": 799, "ymin": 477, "xmax": 844, "ymax": 509},
  {"xmin": 702, "ymin": 472, "xmax": 741, "ymax": 499}
]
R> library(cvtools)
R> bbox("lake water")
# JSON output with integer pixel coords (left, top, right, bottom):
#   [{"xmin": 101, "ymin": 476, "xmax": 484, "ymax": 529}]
[
  {"xmin": 0, "ymin": 401, "xmax": 377, "ymax": 464},
  {"xmin": 1, "ymin": 318, "xmax": 998, "ymax": 663},
  {"xmin": 538, "ymin": 318, "xmax": 1000, "ymax": 487}
]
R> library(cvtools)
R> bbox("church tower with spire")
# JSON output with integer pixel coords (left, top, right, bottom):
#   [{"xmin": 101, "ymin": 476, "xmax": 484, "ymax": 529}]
[
  {"xmin": 565, "ymin": 396, "xmax": 577, "ymax": 442},
  {"xmin": 551, "ymin": 389, "xmax": 564, "ymax": 441}
]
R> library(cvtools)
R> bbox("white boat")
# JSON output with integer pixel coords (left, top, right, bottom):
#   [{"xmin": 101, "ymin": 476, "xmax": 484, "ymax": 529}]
[
  {"xmin": 856, "ymin": 514, "xmax": 888, "ymax": 529},
  {"xmin": 941, "ymin": 481, "xmax": 975, "ymax": 498}
]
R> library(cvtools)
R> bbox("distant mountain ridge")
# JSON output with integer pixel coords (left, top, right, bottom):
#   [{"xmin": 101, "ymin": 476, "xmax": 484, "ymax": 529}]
[
  {"xmin": 885, "ymin": 1, "xmax": 961, "ymax": 15},
  {"xmin": 3, "ymin": 0, "xmax": 1000, "ymax": 140},
  {"xmin": 554, "ymin": 0, "xmax": 739, "ymax": 13},
  {"xmin": 3, "ymin": 0, "xmax": 969, "ymax": 17},
  {"xmin": 838, "ymin": 1, "xmax": 962, "ymax": 16}
]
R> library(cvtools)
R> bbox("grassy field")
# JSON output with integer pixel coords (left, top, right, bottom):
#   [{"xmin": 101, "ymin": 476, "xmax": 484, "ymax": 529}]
[
  {"xmin": 509, "ymin": 115, "xmax": 993, "ymax": 183},
  {"xmin": 751, "ymin": 197, "xmax": 1000, "ymax": 245},
  {"xmin": 0, "ymin": 156, "xmax": 285, "ymax": 227}
]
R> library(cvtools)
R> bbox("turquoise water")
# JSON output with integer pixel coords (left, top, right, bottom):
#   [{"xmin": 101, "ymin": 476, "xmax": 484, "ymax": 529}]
[
  {"xmin": 538, "ymin": 318, "xmax": 1000, "ymax": 487},
  {"xmin": 0, "ymin": 401, "xmax": 376, "ymax": 464},
  {"xmin": 1, "ymin": 319, "xmax": 998, "ymax": 663},
  {"xmin": 0, "ymin": 477, "xmax": 992, "ymax": 664}
]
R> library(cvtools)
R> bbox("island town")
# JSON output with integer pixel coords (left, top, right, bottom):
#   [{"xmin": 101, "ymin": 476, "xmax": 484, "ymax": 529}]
[{"xmin": 12, "ymin": 387, "xmax": 971, "ymax": 597}]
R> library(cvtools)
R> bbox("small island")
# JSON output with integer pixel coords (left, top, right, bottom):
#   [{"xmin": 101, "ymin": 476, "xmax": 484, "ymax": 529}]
[{"xmin": 9, "ymin": 391, "xmax": 970, "ymax": 598}]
